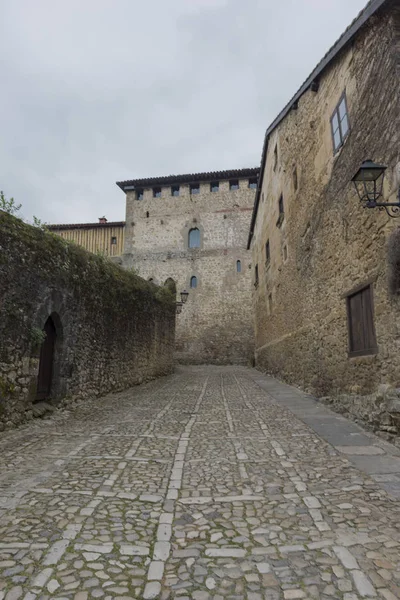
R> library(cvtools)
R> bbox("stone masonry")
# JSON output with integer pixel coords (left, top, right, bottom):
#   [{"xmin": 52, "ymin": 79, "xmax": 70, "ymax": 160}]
[
  {"xmin": 0, "ymin": 365, "xmax": 400, "ymax": 599},
  {"xmin": 0, "ymin": 211, "xmax": 175, "ymax": 429},
  {"xmin": 249, "ymin": 1, "xmax": 400, "ymax": 435},
  {"xmin": 117, "ymin": 169, "xmax": 259, "ymax": 365}
]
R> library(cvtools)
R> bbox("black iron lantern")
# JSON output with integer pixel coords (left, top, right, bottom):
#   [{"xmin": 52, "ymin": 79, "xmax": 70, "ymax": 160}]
[
  {"xmin": 352, "ymin": 160, "xmax": 387, "ymax": 205},
  {"xmin": 351, "ymin": 160, "xmax": 400, "ymax": 217},
  {"xmin": 176, "ymin": 301, "xmax": 183, "ymax": 315},
  {"xmin": 180, "ymin": 290, "xmax": 189, "ymax": 304}
]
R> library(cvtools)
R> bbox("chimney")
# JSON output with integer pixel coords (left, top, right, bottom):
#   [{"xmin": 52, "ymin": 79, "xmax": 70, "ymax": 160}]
[{"xmin": 99, "ymin": 216, "xmax": 107, "ymax": 224}]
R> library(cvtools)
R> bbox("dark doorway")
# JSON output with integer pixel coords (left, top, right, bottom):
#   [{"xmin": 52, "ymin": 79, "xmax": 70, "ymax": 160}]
[{"xmin": 36, "ymin": 316, "xmax": 57, "ymax": 401}]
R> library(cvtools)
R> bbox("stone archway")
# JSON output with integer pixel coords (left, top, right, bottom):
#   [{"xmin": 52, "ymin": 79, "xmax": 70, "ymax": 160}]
[
  {"xmin": 164, "ymin": 278, "xmax": 177, "ymax": 296},
  {"xmin": 35, "ymin": 312, "xmax": 63, "ymax": 402}
]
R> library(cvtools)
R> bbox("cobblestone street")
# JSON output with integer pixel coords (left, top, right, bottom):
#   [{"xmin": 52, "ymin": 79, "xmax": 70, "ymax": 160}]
[{"xmin": 1, "ymin": 366, "xmax": 400, "ymax": 600}]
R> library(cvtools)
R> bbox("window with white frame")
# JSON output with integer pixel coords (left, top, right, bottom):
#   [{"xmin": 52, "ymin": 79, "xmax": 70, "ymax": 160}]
[{"xmin": 331, "ymin": 93, "xmax": 350, "ymax": 153}]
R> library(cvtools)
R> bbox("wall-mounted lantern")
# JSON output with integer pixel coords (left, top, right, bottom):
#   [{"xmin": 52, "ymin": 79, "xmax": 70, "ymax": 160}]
[
  {"xmin": 176, "ymin": 290, "xmax": 189, "ymax": 315},
  {"xmin": 352, "ymin": 160, "xmax": 400, "ymax": 217}
]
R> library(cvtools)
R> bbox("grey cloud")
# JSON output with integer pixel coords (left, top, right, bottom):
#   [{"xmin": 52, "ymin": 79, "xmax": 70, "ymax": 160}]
[{"xmin": 0, "ymin": 0, "xmax": 367, "ymax": 224}]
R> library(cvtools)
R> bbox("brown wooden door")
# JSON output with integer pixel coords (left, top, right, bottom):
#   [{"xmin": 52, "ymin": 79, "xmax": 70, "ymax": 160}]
[{"xmin": 36, "ymin": 317, "xmax": 56, "ymax": 401}]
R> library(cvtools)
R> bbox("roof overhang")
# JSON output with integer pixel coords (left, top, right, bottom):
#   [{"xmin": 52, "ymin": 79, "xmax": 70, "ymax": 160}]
[
  {"xmin": 116, "ymin": 167, "xmax": 260, "ymax": 192},
  {"xmin": 247, "ymin": 0, "xmax": 388, "ymax": 249}
]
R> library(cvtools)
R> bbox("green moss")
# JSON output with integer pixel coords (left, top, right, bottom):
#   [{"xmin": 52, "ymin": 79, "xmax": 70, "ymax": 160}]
[
  {"xmin": 0, "ymin": 376, "xmax": 15, "ymax": 399},
  {"xmin": 0, "ymin": 211, "xmax": 175, "ymax": 313}
]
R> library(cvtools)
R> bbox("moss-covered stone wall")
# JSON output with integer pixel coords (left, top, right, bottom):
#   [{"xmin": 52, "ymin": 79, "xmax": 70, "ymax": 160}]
[{"xmin": 0, "ymin": 211, "xmax": 175, "ymax": 429}]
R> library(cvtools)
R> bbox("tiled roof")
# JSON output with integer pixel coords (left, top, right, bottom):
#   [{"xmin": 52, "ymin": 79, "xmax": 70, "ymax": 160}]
[
  {"xmin": 116, "ymin": 167, "xmax": 260, "ymax": 191},
  {"xmin": 247, "ymin": 0, "xmax": 388, "ymax": 248},
  {"xmin": 47, "ymin": 221, "xmax": 126, "ymax": 230}
]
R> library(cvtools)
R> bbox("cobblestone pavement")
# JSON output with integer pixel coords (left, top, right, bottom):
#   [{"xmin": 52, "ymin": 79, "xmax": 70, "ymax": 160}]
[{"xmin": 1, "ymin": 366, "xmax": 400, "ymax": 600}]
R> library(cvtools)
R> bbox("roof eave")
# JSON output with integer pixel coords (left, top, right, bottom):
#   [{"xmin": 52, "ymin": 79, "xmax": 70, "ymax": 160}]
[{"xmin": 247, "ymin": 0, "xmax": 388, "ymax": 249}]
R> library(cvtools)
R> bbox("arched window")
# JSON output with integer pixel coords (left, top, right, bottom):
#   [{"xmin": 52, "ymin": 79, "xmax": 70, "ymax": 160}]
[
  {"xmin": 164, "ymin": 278, "xmax": 176, "ymax": 295},
  {"xmin": 190, "ymin": 276, "xmax": 197, "ymax": 289},
  {"xmin": 236, "ymin": 260, "xmax": 241, "ymax": 273},
  {"xmin": 188, "ymin": 228, "xmax": 200, "ymax": 249}
]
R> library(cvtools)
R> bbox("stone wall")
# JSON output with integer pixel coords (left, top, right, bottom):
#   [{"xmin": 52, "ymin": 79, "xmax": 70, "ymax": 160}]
[
  {"xmin": 121, "ymin": 176, "xmax": 256, "ymax": 364},
  {"xmin": 0, "ymin": 211, "xmax": 175, "ymax": 429},
  {"xmin": 251, "ymin": 2, "xmax": 400, "ymax": 434}
]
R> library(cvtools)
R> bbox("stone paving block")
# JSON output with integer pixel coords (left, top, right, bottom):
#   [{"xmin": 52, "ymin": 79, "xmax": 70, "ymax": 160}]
[{"xmin": 0, "ymin": 367, "xmax": 399, "ymax": 600}]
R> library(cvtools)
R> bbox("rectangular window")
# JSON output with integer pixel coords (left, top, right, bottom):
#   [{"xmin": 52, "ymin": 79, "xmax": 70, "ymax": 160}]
[
  {"xmin": 331, "ymin": 92, "xmax": 350, "ymax": 153},
  {"xmin": 136, "ymin": 189, "xmax": 144, "ymax": 200},
  {"xmin": 210, "ymin": 182, "xmax": 219, "ymax": 192},
  {"xmin": 279, "ymin": 194, "xmax": 284, "ymax": 214},
  {"xmin": 276, "ymin": 194, "xmax": 284, "ymax": 227},
  {"xmin": 248, "ymin": 178, "xmax": 257, "ymax": 189},
  {"xmin": 255, "ymin": 264, "xmax": 259, "ymax": 287},
  {"xmin": 268, "ymin": 293, "xmax": 273, "ymax": 314},
  {"xmin": 346, "ymin": 285, "xmax": 378, "ymax": 357},
  {"xmin": 190, "ymin": 183, "xmax": 200, "ymax": 195},
  {"xmin": 111, "ymin": 236, "xmax": 117, "ymax": 245},
  {"xmin": 153, "ymin": 187, "xmax": 162, "ymax": 198},
  {"xmin": 273, "ymin": 144, "xmax": 278, "ymax": 171},
  {"xmin": 283, "ymin": 244, "xmax": 288, "ymax": 261},
  {"xmin": 229, "ymin": 179, "xmax": 239, "ymax": 191},
  {"xmin": 171, "ymin": 185, "xmax": 180, "ymax": 197},
  {"xmin": 265, "ymin": 240, "xmax": 270, "ymax": 264}
]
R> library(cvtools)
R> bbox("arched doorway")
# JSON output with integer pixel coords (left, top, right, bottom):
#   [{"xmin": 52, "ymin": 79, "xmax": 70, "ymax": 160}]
[{"xmin": 35, "ymin": 316, "xmax": 57, "ymax": 401}]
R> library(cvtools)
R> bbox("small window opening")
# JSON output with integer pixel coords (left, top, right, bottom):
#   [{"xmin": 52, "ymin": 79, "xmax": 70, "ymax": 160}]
[
  {"xmin": 248, "ymin": 178, "xmax": 257, "ymax": 189},
  {"xmin": 188, "ymin": 227, "xmax": 200, "ymax": 248},
  {"xmin": 111, "ymin": 236, "xmax": 117, "ymax": 245},
  {"xmin": 276, "ymin": 195, "xmax": 284, "ymax": 227},
  {"xmin": 171, "ymin": 185, "xmax": 180, "ymax": 197},
  {"xmin": 254, "ymin": 264, "xmax": 259, "ymax": 287},
  {"xmin": 148, "ymin": 277, "xmax": 154, "ymax": 282},
  {"xmin": 229, "ymin": 179, "xmax": 239, "ymax": 191},
  {"xmin": 293, "ymin": 166, "xmax": 298, "ymax": 191},
  {"xmin": 331, "ymin": 92, "xmax": 350, "ymax": 153},
  {"xmin": 283, "ymin": 245, "xmax": 288, "ymax": 261},
  {"xmin": 190, "ymin": 276, "xmax": 197, "ymax": 288},
  {"xmin": 190, "ymin": 183, "xmax": 200, "ymax": 195},
  {"xmin": 268, "ymin": 293, "xmax": 273, "ymax": 314},
  {"xmin": 273, "ymin": 144, "xmax": 278, "ymax": 171},
  {"xmin": 210, "ymin": 181, "xmax": 219, "ymax": 192},
  {"xmin": 153, "ymin": 187, "xmax": 162, "ymax": 198},
  {"xmin": 265, "ymin": 240, "xmax": 270, "ymax": 264},
  {"xmin": 136, "ymin": 189, "xmax": 144, "ymax": 201},
  {"xmin": 236, "ymin": 260, "xmax": 241, "ymax": 273},
  {"xmin": 146, "ymin": 211, "xmax": 149, "ymax": 218}
]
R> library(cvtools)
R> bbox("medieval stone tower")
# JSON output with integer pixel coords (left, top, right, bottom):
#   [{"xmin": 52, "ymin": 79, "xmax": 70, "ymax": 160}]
[{"xmin": 117, "ymin": 168, "xmax": 259, "ymax": 364}]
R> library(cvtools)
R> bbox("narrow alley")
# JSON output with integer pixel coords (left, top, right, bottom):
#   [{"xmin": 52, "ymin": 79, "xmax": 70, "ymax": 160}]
[{"xmin": 0, "ymin": 366, "xmax": 399, "ymax": 599}]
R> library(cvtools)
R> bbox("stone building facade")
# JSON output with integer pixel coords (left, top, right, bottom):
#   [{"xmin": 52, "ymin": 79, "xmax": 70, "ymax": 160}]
[
  {"xmin": 0, "ymin": 211, "xmax": 175, "ymax": 429},
  {"xmin": 249, "ymin": 0, "xmax": 400, "ymax": 434},
  {"xmin": 117, "ymin": 168, "xmax": 259, "ymax": 364},
  {"xmin": 48, "ymin": 217, "xmax": 125, "ymax": 257}
]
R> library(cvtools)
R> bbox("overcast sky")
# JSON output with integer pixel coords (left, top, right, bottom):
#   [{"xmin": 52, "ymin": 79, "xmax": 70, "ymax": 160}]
[{"xmin": 1, "ymin": 0, "xmax": 367, "ymax": 224}]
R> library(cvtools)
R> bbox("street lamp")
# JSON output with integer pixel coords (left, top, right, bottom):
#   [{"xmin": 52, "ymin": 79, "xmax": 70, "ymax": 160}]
[
  {"xmin": 352, "ymin": 160, "xmax": 400, "ymax": 217},
  {"xmin": 176, "ymin": 301, "xmax": 183, "ymax": 315},
  {"xmin": 180, "ymin": 289, "xmax": 189, "ymax": 304}
]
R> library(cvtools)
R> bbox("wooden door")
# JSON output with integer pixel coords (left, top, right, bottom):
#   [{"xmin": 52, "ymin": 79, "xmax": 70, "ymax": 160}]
[{"xmin": 35, "ymin": 317, "xmax": 56, "ymax": 401}]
